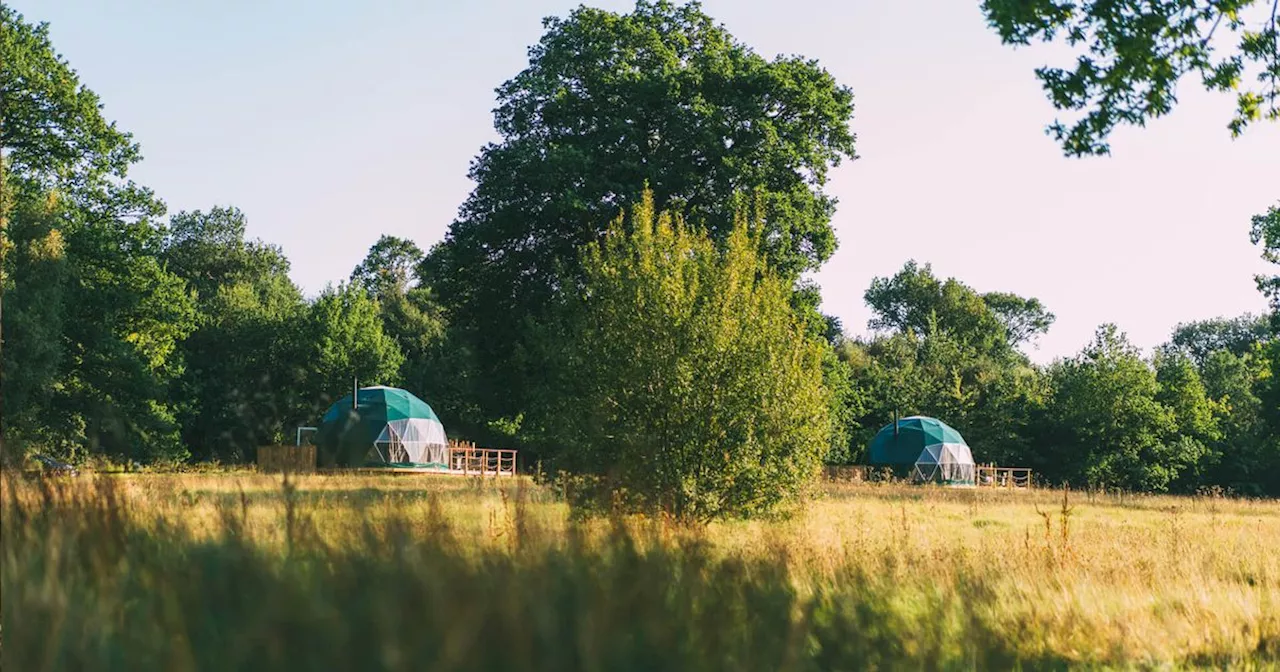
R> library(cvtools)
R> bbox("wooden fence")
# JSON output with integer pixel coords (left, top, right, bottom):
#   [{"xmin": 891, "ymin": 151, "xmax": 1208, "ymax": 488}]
[
  {"xmin": 824, "ymin": 465, "xmax": 870, "ymax": 483},
  {"xmin": 257, "ymin": 445, "xmax": 316, "ymax": 474},
  {"xmin": 824, "ymin": 465, "xmax": 909, "ymax": 483},
  {"xmin": 448, "ymin": 440, "xmax": 517, "ymax": 476},
  {"xmin": 976, "ymin": 465, "xmax": 1033, "ymax": 489}
]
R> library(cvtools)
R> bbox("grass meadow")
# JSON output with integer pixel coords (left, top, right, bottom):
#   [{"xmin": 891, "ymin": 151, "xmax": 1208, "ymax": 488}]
[{"xmin": 2, "ymin": 471, "xmax": 1278, "ymax": 670}]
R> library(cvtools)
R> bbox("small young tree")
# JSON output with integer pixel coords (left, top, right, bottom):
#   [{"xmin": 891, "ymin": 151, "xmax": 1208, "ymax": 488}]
[{"xmin": 533, "ymin": 191, "xmax": 831, "ymax": 521}]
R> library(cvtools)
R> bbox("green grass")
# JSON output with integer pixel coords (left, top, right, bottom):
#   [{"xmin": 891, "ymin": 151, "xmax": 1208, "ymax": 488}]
[{"xmin": 3, "ymin": 472, "xmax": 1278, "ymax": 670}]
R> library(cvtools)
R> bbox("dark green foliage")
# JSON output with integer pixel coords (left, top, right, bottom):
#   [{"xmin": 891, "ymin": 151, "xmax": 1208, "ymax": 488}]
[
  {"xmin": 377, "ymin": 290, "xmax": 446, "ymax": 393},
  {"xmin": 1153, "ymin": 351, "xmax": 1220, "ymax": 489},
  {"xmin": 844, "ymin": 262, "xmax": 1050, "ymax": 468},
  {"xmin": 1254, "ymin": 204, "xmax": 1280, "ymax": 319},
  {"xmin": 349, "ymin": 236, "xmax": 477, "ymax": 441},
  {"xmin": 0, "ymin": 6, "xmax": 158, "ymax": 216},
  {"xmin": 865, "ymin": 260, "xmax": 994, "ymax": 343},
  {"xmin": 162, "ymin": 207, "xmax": 308, "ymax": 462},
  {"xmin": 1166, "ymin": 314, "xmax": 1272, "ymax": 366},
  {"xmin": 2, "ymin": 189, "xmax": 196, "ymax": 462},
  {"xmin": 3, "ymin": 0, "xmax": 1278, "ymax": 506},
  {"xmin": 164, "ymin": 207, "xmax": 294, "ymax": 303},
  {"xmin": 865, "ymin": 260, "xmax": 1054, "ymax": 353},
  {"xmin": 303, "ymin": 285, "xmax": 404, "ymax": 415},
  {"xmin": 2, "ymin": 7, "xmax": 192, "ymax": 462},
  {"xmin": 839, "ymin": 259, "xmax": 1279, "ymax": 495},
  {"xmin": 376, "ymin": 287, "xmax": 483, "ymax": 441},
  {"xmin": 530, "ymin": 193, "xmax": 831, "ymax": 520},
  {"xmin": 1040, "ymin": 325, "xmax": 1203, "ymax": 491},
  {"xmin": 425, "ymin": 0, "xmax": 856, "ymax": 438},
  {"xmin": 820, "ymin": 347, "xmax": 864, "ymax": 465},
  {"xmin": 982, "ymin": 291, "xmax": 1056, "ymax": 349},
  {"xmin": 982, "ymin": 0, "xmax": 1280, "ymax": 155},
  {"xmin": 1, "ymin": 195, "xmax": 70, "ymax": 448},
  {"xmin": 1199, "ymin": 345, "xmax": 1278, "ymax": 494},
  {"xmin": 350, "ymin": 235, "xmax": 424, "ymax": 301},
  {"xmin": 53, "ymin": 210, "xmax": 196, "ymax": 462}
]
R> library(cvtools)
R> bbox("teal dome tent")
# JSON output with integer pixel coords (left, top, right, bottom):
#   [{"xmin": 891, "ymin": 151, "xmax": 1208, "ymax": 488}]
[
  {"xmin": 867, "ymin": 416, "xmax": 975, "ymax": 486},
  {"xmin": 315, "ymin": 386, "xmax": 449, "ymax": 468}
]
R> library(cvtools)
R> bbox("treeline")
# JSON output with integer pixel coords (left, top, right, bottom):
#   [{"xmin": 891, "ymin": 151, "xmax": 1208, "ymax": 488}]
[
  {"xmin": 834, "ymin": 264, "xmax": 1280, "ymax": 496},
  {"xmin": 3, "ymin": 3, "xmax": 1279, "ymax": 509}
]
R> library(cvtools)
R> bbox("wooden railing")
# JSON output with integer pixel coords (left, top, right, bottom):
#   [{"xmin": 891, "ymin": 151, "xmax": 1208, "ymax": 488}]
[
  {"xmin": 448, "ymin": 441, "xmax": 517, "ymax": 476},
  {"xmin": 824, "ymin": 465, "xmax": 870, "ymax": 483},
  {"xmin": 976, "ymin": 465, "xmax": 1032, "ymax": 489}
]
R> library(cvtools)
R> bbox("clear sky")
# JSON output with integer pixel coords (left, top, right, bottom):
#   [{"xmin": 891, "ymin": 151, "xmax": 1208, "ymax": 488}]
[{"xmin": 16, "ymin": 0, "xmax": 1280, "ymax": 362}]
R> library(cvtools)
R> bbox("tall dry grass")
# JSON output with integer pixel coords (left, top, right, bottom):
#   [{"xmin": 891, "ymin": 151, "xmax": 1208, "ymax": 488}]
[{"xmin": 2, "ymin": 472, "xmax": 1277, "ymax": 670}]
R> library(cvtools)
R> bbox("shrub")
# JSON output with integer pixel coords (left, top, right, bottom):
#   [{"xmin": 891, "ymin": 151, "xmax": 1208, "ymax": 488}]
[{"xmin": 530, "ymin": 191, "xmax": 830, "ymax": 521}]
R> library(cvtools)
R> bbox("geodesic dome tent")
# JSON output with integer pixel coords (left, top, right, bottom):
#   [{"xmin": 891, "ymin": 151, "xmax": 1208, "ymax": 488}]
[
  {"xmin": 867, "ymin": 416, "xmax": 976, "ymax": 486},
  {"xmin": 315, "ymin": 386, "xmax": 449, "ymax": 468}
]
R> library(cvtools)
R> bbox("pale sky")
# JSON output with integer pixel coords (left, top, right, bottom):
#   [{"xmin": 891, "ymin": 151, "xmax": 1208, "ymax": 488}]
[{"xmin": 17, "ymin": 0, "xmax": 1279, "ymax": 362}]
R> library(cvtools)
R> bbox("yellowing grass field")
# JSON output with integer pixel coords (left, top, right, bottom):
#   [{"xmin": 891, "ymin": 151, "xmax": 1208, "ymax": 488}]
[{"xmin": 3, "ymin": 472, "xmax": 1278, "ymax": 670}]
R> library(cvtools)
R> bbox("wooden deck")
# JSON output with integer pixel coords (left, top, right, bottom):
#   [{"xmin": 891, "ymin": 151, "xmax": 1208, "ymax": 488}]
[
  {"xmin": 976, "ymin": 465, "xmax": 1033, "ymax": 489},
  {"xmin": 314, "ymin": 445, "xmax": 518, "ymax": 477},
  {"xmin": 448, "ymin": 444, "xmax": 517, "ymax": 476},
  {"xmin": 318, "ymin": 466, "xmax": 516, "ymax": 477}
]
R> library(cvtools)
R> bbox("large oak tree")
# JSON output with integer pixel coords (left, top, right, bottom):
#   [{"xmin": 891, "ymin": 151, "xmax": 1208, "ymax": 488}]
[
  {"xmin": 423, "ymin": 1, "xmax": 856, "ymax": 439},
  {"xmin": 2, "ymin": 7, "xmax": 193, "ymax": 461}
]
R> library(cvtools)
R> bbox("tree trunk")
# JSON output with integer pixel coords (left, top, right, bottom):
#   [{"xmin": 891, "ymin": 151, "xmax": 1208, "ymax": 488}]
[{"xmin": 1, "ymin": 141, "xmax": 9, "ymax": 458}]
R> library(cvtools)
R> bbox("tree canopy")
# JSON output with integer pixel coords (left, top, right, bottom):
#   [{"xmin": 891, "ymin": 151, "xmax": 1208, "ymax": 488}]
[
  {"xmin": 3, "ymin": 1, "xmax": 1278, "ymax": 508},
  {"xmin": 2, "ymin": 7, "xmax": 191, "ymax": 461},
  {"xmin": 982, "ymin": 0, "xmax": 1280, "ymax": 155},
  {"xmin": 1253, "ymin": 203, "xmax": 1280, "ymax": 318},
  {"xmin": 350, "ymin": 235, "xmax": 425, "ymax": 301},
  {"xmin": 864, "ymin": 260, "xmax": 1054, "ymax": 353},
  {"xmin": 161, "ymin": 207, "xmax": 306, "ymax": 462},
  {"xmin": 1043, "ymin": 325, "xmax": 1195, "ymax": 491},
  {"xmin": 1165, "ymin": 314, "xmax": 1271, "ymax": 365},
  {"xmin": 844, "ymin": 262, "xmax": 1053, "ymax": 469},
  {"xmin": 423, "ymin": 0, "xmax": 855, "ymax": 442},
  {"xmin": 531, "ymin": 191, "xmax": 830, "ymax": 520},
  {"xmin": 0, "ymin": 5, "xmax": 158, "ymax": 216}
]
